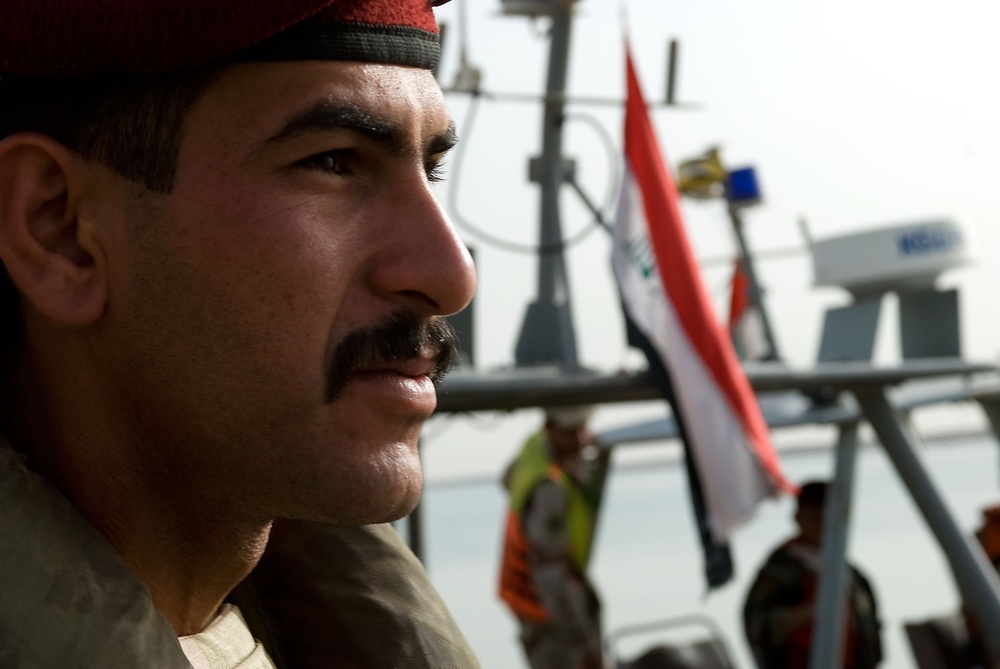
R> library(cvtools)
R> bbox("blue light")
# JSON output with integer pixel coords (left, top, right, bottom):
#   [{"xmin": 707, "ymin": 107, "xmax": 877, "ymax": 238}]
[{"xmin": 727, "ymin": 166, "xmax": 762, "ymax": 206}]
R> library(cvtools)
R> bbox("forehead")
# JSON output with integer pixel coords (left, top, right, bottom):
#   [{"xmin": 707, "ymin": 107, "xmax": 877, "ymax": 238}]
[{"xmin": 179, "ymin": 60, "xmax": 448, "ymax": 151}]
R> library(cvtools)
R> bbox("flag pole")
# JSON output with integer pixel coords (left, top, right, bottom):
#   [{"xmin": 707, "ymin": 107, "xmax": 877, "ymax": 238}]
[{"xmin": 725, "ymin": 199, "xmax": 782, "ymax": 361}]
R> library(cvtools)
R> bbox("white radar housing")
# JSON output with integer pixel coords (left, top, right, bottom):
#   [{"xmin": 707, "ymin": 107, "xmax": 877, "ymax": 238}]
[{"xmin": 811, "ymin": 218, "xmax": 972, "ymax": 293}]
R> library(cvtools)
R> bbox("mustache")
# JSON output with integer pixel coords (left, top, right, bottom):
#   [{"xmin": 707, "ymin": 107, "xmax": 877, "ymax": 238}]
[{"xmin": 324, "ymin": 310, "xmax": 459, "ymax": 403}]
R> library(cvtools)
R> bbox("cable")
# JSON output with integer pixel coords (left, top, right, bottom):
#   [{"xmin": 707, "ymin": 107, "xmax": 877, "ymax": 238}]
[
  {"xmin": 446, "ymin": 94, "xmax": 620, "ymax": 256},
  {"xmin": 564, "ymin": 110, "xmax": 621, "ymax": 224}
]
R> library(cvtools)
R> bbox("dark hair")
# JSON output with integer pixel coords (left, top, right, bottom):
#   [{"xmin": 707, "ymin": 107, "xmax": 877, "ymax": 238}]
[
  {"xmin": 0, "ymin": 68, "xmax": 222, "ymax": 191},
  {"xmin": 796, "ymin": 480, "xmax": 828, "ymax": 511},
  {"xmin": 0, "ymin": 67, "xmax": 222, "ymax": 381}
]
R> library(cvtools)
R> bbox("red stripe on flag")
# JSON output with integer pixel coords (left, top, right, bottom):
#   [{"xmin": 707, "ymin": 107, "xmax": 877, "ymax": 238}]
[
  {"xmin": 623, "ymin": 47, "xmax": 788, "ymax": 488},
  {"xmin": 729, "ymin": 259, "xmax": 751, "ymax": 331}
]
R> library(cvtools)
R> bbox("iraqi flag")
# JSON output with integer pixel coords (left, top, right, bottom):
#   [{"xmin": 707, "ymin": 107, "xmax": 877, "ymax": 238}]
[{"xmin": 611, "ymin": 46, "xmax": 792, "ymax": 572}]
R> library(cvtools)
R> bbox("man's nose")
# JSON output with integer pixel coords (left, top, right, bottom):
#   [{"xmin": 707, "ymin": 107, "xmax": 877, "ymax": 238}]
[{"xmin": 369, "ymin": 178, "xmax": 477, "ymax": 317}]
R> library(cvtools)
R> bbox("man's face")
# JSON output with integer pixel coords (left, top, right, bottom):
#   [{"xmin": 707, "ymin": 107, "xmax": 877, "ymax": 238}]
[
  {"xmin": 795, "ymin": 504, "xmax": 825, "ymax": 546},
  {"xmin": 103, "ymin": 60, "xmax": 475, "ymax": 525},
  {"xmin": 546, "ymin": 423, "xmax": 589, "ymax": 459}
]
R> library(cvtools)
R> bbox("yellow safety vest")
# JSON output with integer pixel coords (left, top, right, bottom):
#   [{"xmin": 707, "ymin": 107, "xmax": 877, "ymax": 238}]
[{"xmin": 498, "ymin": 431, "xmax": 598, "ymax": 621}]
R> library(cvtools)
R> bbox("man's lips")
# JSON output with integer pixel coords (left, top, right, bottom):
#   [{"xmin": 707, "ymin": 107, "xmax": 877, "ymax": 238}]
[
  {"xmin": 351, "ymin": 357, "xmax": 437, "ymax": 379},
  {"xmin": 344, "ymin": 359, "xmax": 439, "ymax": 413},
  {"xmin": 322, "ymin": 311, "xmax": 457, "ymax": 404}
]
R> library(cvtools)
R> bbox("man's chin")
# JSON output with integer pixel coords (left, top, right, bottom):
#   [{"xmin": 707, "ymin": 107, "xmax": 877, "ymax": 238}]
[
  {"xmin": 363, "ymin": 480, "xmax": 424, "ymax": 525},
  {"xmin": 287, "ymin": 423, "xmax": 427, "ymax": 524},
  {"xmin": 308, "ymin": 469, "xmax": 424, "ymax": 527}
]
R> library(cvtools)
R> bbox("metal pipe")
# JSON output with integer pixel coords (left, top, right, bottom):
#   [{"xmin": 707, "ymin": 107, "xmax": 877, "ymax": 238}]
[
  {"xmin": 436, "ymin": 360, "xmax": 997, "ymax": 414},
  {"xmin": 855, "ymin": 387, "xmax": 1000, "ymax": 660},
  {"xmin": 975, "ymin": 395, "xmax": 1000, "ymax": 487},
  {"xmin": 809, "ymin": 422, "xmax": 860, "ymax": 669},
  {"xmin": 727, "ymin": 203, "xmax": 781, "ymax": 361},
  {"xmin": 977, "ymin": 394, "xmax": 1000, "ymax": 439}
]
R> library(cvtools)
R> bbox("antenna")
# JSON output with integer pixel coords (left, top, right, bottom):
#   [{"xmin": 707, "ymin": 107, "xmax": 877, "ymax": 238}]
[
  {"xmin": 451, "ymin": 0, "xmax": 482, "ymax": 93},
  {"xmin": 665, "ymin": 39, "xmax": 679, "ymax": 105},
  {"xmin": 798, "ymin": 215, "xmax": 815, "ymax": 254},
  {"xmin": 433, "ymin": 22, "xmax": 447, "ymax": 81},
  {"xmin": 500, "ymin": 0, "xmax": 559, "ymax": 17}
]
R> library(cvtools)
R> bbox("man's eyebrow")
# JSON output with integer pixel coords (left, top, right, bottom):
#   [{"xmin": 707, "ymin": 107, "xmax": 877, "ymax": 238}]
[
  {"xmin": 262, "ymin": 101, "xmax": 457, "ymax": 158},
  {"xmin": 263, "ymin": 101, "xmax": 406, "ymax": 155}
]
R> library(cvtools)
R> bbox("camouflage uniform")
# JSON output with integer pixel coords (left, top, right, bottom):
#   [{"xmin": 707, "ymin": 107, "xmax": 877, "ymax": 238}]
[{"xmin": 743, "ymin": 539, "xmax": 882, "ymax": 669}]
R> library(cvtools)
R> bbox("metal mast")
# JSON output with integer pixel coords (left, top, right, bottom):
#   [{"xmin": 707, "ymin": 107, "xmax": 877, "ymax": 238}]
[{"xmin": 512, "ymin": 0, "xmax": 580, "ymax": 369}]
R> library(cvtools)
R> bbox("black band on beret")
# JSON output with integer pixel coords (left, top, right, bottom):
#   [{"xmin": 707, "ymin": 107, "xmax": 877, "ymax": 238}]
[
  {"xmin": 0, "ymin": 0, "xmax": 444, "ymax": 77},
  {"xmin": 238, "ymin": 20, "xmax": 440, "ymax": 71}
]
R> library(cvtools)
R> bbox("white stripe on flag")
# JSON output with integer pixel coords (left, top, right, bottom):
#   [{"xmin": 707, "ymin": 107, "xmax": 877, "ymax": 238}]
[{"xmin": 612, "ymin": 166, "xmax": 774, "ymax": 540}]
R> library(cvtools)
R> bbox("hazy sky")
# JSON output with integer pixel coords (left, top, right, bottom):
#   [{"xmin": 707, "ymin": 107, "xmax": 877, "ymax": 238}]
[
  {"xmin": 418, "ymin": 8, "xmax": 1000, "ymax": 666},
  {"xmin": 422, "ymin": 0, "xmax": 1000, "ymax": 481}
]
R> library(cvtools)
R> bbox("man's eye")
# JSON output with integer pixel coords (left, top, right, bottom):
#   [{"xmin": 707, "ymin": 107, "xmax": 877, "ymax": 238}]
[
  {"xmin": 426, "ymin": 159, "xmax": 447, "ymax": 184},
  {"xmin": 299, "ymin": 150, "xmax": 355, "ymax": 175}
]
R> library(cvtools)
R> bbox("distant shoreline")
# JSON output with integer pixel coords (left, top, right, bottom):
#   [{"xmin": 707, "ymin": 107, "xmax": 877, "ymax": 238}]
[{"xmin": 425, "ymin": 426, "xmax": 995, "ymax": 490}]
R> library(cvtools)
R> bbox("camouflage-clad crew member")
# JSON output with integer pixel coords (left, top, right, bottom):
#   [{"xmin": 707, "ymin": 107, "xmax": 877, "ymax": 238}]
[
  {"xmin": 499, "ymin": 406, "xmax": 610, "ymax": 669},
  {"xmin": 743, "ymin": 481, "xmax": 882, "ymax": 669}
]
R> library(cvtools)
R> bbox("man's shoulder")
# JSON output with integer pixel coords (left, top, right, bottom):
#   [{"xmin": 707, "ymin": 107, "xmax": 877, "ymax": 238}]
[
  {"xmin": 760, "ymin": 540, "xmax": 798, "ymax": 565},
  {"xmin": 752, "ymin": 541, "xmax": 810, "ymax": 583},
  {"xmin": 233, "ymin": 522, "xmax": 482, "ymax": 669},
  {"xmin": 0, "ymin": 437, "xmax": 191, "ymax": 667}
]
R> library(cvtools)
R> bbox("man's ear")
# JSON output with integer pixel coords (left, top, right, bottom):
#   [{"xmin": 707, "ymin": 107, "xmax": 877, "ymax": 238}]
[{"xmin": 0, "ymin": 133, "xmax": 107, "ymax": 327}]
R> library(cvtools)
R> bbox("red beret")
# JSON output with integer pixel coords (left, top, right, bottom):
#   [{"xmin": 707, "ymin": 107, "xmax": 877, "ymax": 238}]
[{"xmin": 0, "ymin": 0, "xmax": 448, "ymax": 77}]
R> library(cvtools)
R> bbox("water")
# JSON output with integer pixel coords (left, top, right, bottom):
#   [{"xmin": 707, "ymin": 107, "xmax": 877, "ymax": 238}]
[{"xmin": 420, "ymin": 432, "xmax": 999, "ymax": 669}]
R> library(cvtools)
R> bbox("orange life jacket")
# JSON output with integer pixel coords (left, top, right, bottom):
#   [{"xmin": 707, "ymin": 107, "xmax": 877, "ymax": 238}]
[
  {"xmin": 498, "ymin": 432, "xmax": 597, "ymax": 622},
  {"xmin": 499, "ymin": 508, "xmax": 550, "ymax": 621}
]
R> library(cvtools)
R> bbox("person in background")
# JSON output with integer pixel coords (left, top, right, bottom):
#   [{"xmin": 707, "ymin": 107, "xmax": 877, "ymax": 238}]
[
  {"xmin": 498, "ymin": 405, "xmax": 612, "ymax": 669},
  {"xmin": 743, "ymin": 480, "xmax": 883, "ymax": 669},
  {"xmin": 955, "ymin": 504, "xmax": 1000, "ymax": 668},
  {"xmin": 0, "ymin": 1, "xmax": 480, "ymax": 667},
  {"xmin": 904, "ymin": 503, "xmax": 1000, "ymax": 669}
]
